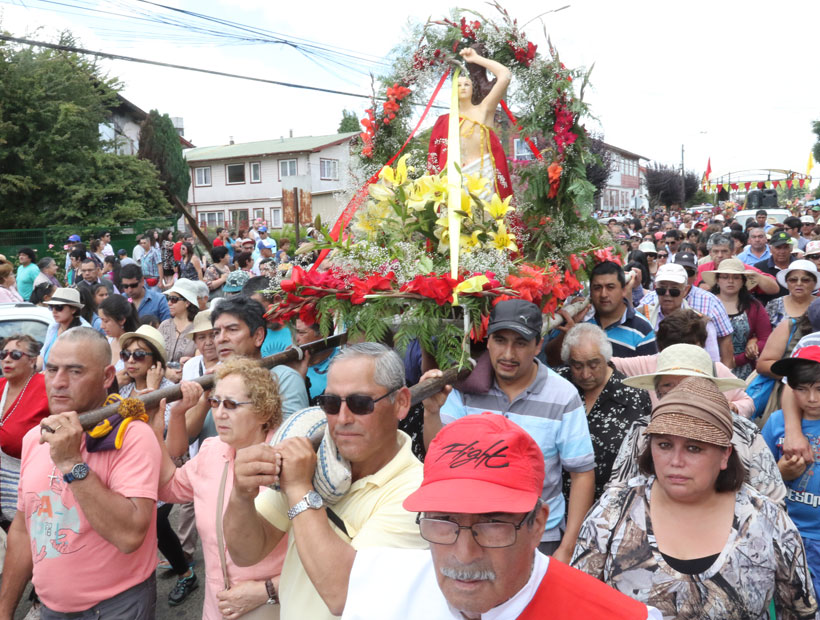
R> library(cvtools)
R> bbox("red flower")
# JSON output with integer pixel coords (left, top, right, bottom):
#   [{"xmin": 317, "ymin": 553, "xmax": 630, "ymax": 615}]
[
  {"xmin": 509, "ymin": 40, "xmax": 537, "ymax": 67},
  {"xmin": 547, "ymin": 162, "xmax": 562, "ymax": 199},
  {"xmin": 569, "ymin": 254, "xmax": 584, "ymax": 271},
  {"xmin": 400, "ymin": 273, "xmax": 457, "ymax": 305},
  {"xmin": 460, "ymin": 18, "xmax": 481, "ymax": 40},
  {"xmin": 350, "ymin": 272, "xmax": 396, "ymax": 305}
]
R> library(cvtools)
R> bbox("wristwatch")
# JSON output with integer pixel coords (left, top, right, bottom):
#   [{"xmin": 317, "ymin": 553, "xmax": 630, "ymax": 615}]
[
  {"xmin": 63, "ymin": 463, "xmax": 90, "ymax": 484},
  {"xmin": 287, "ymin": 490, "xmax": 323, "ymax": 520},
  {"xmin": 264, "ymin": 579, "xmax": 278, "ymax": 605}
]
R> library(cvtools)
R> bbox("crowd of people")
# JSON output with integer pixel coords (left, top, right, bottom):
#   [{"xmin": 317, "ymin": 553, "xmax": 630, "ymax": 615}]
[{"xmin": 0, "ymin": 204, "xmax": 819, "ymax": 618}]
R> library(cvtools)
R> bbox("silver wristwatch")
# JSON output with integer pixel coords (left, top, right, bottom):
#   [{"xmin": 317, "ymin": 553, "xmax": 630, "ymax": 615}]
[{"xmin": 287, "ymin": 490, "xmax": 323, "ymax": 520}]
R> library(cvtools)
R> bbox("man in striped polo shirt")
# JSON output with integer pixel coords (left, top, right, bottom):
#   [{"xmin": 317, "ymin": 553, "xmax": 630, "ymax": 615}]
[{"xmin": 421, "ymin": 299, "xmax": 595, "ymax": 565}]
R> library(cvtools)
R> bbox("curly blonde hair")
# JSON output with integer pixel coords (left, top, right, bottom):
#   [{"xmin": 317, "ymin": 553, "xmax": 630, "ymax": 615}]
[{"xmin": 215, "ymin": 358, "xmax": 282, "ymax": 431}]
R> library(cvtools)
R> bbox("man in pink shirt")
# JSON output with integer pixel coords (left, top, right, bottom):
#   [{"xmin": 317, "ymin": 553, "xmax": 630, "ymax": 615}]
[{"xmin": 0, "ymin": 327, "xmax": 161, "ymax": 619}]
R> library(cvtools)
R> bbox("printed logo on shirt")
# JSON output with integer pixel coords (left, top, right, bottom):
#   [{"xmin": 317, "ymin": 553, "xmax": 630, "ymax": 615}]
[{"xmin": 28, "ymin": 490, "xmax": 84, "ymax": 561}]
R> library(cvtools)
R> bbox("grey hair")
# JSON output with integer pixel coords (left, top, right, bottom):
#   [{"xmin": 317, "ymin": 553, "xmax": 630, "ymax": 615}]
[
  {"xmin": 332, "ymin": 342, "xmax": 406, "ymax": 401},
  {"xmin": 706, "ymin": 233, "xmax": 732, "ymax": 251},
  {"xmin": 37, "ymin": 257, "xmax": 56, "ymax": 270},
  {"xmin": 56, "ymin": 326, "xmax": 111, "ymax": 367},
  {"xmin": 560, "ymin": 323, "xmax": 612, "ymax": 364}
]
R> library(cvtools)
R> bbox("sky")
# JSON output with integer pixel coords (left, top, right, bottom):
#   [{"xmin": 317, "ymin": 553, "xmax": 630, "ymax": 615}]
[{"xmin": 2, "ymin": 0, "xmax": 819, "ymax": 187}]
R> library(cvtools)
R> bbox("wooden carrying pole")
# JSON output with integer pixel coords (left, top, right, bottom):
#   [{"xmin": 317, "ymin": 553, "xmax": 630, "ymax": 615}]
[{"xmin": 70, "ymin": 333, "xmax": 348, "ymax": 432}]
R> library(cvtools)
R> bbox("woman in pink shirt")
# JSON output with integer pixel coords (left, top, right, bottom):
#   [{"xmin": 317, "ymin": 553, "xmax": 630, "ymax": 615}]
[
  {"xmin": 156, "ymin": 358, "xmax": 287, "ymax": 619},
  {"xmin": 0, "ymin": 263, "xmax": 23, "ymax": 303}
]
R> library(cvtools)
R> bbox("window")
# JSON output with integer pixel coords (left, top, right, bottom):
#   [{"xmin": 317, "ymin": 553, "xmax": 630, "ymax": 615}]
[
  {"xmin": 320, "ymin": 158, "xmax": 339, "ymax": 180},
  {"xmin": 279, "ymin": 159, "xmax": 297, "ymax": 178},
  {"xmin": 226, "ymin": 163, "xmax": 246, "ymax": 184},
  {"xmin": 250, "ymin": 161, "xmax": 261, "ymax": 183},
  {"xmin": 253, "ymin": 208, "xmax": 265, "ymax": 222},
  {"xmin": 513, "ymin": 139, "xmax": 535, "ymax": 161},
  {"xmin": 270, "ymin": 207, "xmax": 282, "ymax": 228},
  {"xmin": 229, "ymin": 209, "xmax": 249, "ymax": 229},
  {"xmin": 198, "ymin": 211, "xmax": 224, "ymax": 228},
  {"xmin": 194, "ymin": 166, "xmax": 211, "ymax": 187}
]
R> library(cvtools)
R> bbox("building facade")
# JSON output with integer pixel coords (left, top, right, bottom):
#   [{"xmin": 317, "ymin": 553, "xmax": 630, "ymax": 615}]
[
  {"xmin": 184, "ymin": 132, "xmax": 357, "ymax": 234},
  {"xmin": 600, "ymin": 143, "xmax": 649, "ymax": 212}
]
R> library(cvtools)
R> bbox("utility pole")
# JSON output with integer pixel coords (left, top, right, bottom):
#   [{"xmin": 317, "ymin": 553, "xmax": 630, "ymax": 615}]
[{"xmin": 680, "ymin": 144, "xmax": 685, "ymax": 209}]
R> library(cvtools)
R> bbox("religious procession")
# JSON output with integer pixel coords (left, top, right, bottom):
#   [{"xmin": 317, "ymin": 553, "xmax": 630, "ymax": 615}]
[{"xmin": 1, "ymin": 2, "xmax": 820, "ymax": 619}]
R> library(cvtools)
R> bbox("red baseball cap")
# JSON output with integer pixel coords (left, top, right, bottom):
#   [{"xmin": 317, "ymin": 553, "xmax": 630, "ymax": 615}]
[
  {"xmin": 771, "ymin": 345, "xmax": 820, "ymax": 377},
  {"xmin": 403, "ymin": 413, "xmax": 544, "ymax": 514}
]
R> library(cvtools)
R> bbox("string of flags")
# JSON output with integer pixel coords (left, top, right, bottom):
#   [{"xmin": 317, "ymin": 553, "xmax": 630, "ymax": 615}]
[{"xmin": 703, "ymin": 178, "xmax": 811, "ymax": 193}]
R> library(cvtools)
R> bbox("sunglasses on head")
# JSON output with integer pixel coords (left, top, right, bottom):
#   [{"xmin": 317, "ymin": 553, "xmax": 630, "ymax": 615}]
[
  {"xmin": 655, "ymin": 287, "xmax": 682, "ymax": 297},
  {"xmin": 0, "ymin": 350, "xmax": 30, "ymax": 361},
  {"xmin": 207, "ymin": 397, "xmax": 252, "ymax": 411},
  {"xmin": 119, "ymin": 350, "xmax": 153, "ymax": 362},
  {"xmin": 316, "ymin": 386, "xmax": 402, "ymax": 415}
]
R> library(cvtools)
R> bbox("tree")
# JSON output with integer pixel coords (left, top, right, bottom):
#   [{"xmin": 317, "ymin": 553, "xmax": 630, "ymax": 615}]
[
  {"xmin": 0, "ymin": 33, "xmax": 171, "ymax": 228},
  {"xmin": 137, "ymin": 110, "xmax": 190, "ymax": 203},
  {"xmin": 338, "ymin": 109, "xmax": 360, "ymax": 133},
  {"xmin": 645, "ymin": 163, "xmax": 699, "ymax": 207},
  {"xmin": 585, "ymin": 134, "xmax": 613, "ymax": 201}
]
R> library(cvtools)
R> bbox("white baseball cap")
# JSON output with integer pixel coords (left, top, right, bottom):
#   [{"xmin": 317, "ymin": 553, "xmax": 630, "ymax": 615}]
[{"xmin": 655, "ymin": 263, "xmax": 688, "ymax": 285}]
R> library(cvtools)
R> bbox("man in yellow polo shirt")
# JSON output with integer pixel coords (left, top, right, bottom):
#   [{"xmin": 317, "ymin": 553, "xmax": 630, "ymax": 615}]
[{"xmin": 224, "ymin": 343, "xmax": 427, "ymax": 619}]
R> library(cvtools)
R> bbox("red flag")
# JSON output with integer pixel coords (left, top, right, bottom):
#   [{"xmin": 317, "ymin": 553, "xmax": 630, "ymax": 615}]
[
  {"xmin": 757, "ymin": 182, "xmax": 765, "ymax": 189},
  {"xmin": 705, "ymin": 158, "xmax": 712, "ymax": 182},
  {"xmin": 730, "ymin": 183, "xmax": 738, "ymax": 190},
  {"xmin": 744, "ymin": 182, "xmax": 751, "ymax": 191},
  {"xmin": 773, "ymin": 180, "xmax": 780, "ymax": 188},
  {"xmin": 800, "ymin": 179, "xmax": 806, "ymax": 188},
  {"xmin": 787, "ymin": 179, "xmax": 794, "ymax": 188},
  {"xmin": 717, "ymin": 184, "xmax": 724, "ymax": 192}
]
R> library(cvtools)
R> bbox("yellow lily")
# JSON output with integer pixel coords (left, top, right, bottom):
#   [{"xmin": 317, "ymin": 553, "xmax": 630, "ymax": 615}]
[
  {"xmin": 368, "ymin": 182, "xmax": 394, "ymax": 202},
  {"xmin": 458, "ymin": 189, "xmax": 473, "ymax": 218},
  {"xmin": 486, "ymin": 193, "xmax": 513, "ymax": 221},
  {"xmin": 488, "ymin": 222, "xmax": 518, "ymax": 253},
  {"xmin": 464, "ymin": 173, "xmax": 489, "ymax": 196},
  {"xmin": 454, "ymin": 274, "xmax": 490, "ymax": 294},
  {"xmin": 406, "ymin": 176, "xmax": 436, "ymax": 211},
  {"xmin": 380, "ymin": 154, "xmax": 409, "ymax": 187},
  {"xmin": 461, "ymin": 230, "xmax": 484, "ymax": 253}
]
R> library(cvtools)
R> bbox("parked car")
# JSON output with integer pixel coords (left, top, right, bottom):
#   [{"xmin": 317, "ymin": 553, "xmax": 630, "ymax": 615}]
[
  {"xmin": 733, "ymin": 209, "xmax": 790, "ymax": 229},
  {"xmin": 0, "ymin": 303, "xmax": 53, "ymax": 347}
]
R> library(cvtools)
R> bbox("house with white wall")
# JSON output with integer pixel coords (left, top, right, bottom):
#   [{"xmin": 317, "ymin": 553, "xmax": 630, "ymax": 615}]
[
  {"xmin": 184, "ymin": 132, "xmax": 357, "ymax": 234},
  {"xmin": 600, "ymin": 143, "xmax": 650, "ymax": 212}
]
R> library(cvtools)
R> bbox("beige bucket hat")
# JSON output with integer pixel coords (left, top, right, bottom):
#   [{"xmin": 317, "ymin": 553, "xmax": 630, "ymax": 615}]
[
  {"xmin": 700, "ymin": 258, "xmax": 759, "ymax": 289},
  {"xmin": 622, "ymin": 343, "xmax": 746, "ymax": 392}
]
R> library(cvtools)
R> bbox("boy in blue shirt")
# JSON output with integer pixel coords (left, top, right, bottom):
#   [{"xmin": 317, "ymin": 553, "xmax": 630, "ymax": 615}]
[{"xmin": 762, "ymin": 345, "xmax": 820, "ymax": 596}]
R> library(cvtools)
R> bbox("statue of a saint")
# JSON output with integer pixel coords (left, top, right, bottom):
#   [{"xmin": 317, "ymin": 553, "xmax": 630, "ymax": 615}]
[{"xmin": 428, "ymin": 47, "xmax": 514, "ymax": 200}]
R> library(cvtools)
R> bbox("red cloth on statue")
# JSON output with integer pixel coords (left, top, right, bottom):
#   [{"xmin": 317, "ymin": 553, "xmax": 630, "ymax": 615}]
[
  {"xmin": 427, "ymin": 114, "xmax": 513, "ymax": 201},
  {"xmin": 517, "ymin": 558, "xmax": 650, "ymax": 620},
  {"xmin": 0, "ymin": 374, "xmax": 49, "ymax": 459}
]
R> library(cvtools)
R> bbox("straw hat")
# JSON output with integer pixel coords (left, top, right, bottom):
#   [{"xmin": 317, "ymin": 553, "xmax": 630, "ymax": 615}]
[
  {"xmin": 44, "ymin": 287, "xmax": 84, "ymax": 309},
  {"xmin": 776, "ymin": 259, "xmax": 820, "ymax": 292},
  {"xmin": 805, "ymin": 240, "xmax": 820, "ymax": 256},
  {"xmin": 118, "ymin": 325, "xmax": 167, "ymax": 365},
  {"xmin": 645, "ymin": 377, "xmax": 733, "ymax": 447},
  {"xmin": 163, "ymin": 278, "xmax": 199, "ymax": 306},
  {"xmin": 185, "ymin": 310, "xmax": 213, "ymax": 340},
  {"xmin": 622, "ymin": 344, "xmax": 746, "ymax": 392},
  {"xmin": 700, "ymin": 258, "xmax": 759, "ymax": 289}
]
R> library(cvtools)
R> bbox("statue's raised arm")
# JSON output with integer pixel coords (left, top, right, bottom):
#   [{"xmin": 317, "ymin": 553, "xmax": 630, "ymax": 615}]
[{"xmin": 428, "ymin": 45, "xmax": 515, "ymax": 200}]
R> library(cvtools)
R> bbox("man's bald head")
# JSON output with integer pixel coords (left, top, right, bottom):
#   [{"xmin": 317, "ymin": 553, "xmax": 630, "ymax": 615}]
[
  {"xmin": 46, "ymin": 327, "xmax": 115, "ymax": 414},
  {"xmin": 57, "ymin": 327, "xmax": 112, "ymax": 368}
]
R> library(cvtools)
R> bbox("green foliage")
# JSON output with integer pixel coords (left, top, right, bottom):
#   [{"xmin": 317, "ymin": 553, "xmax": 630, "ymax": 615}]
[
  {"xmin": 0, "ymin": 33, "xmax": 173, "ymax": 227},
  {"xmin": 338, "ymin": 109, "xmax": 360, "ymax": 133},
  {"xmin": 137, "ymin": 109, "xmax": 190, "ymax": 203},
  {"xmin": 687, "ymin": 189, "xmax": 714, "ymax": 208}
]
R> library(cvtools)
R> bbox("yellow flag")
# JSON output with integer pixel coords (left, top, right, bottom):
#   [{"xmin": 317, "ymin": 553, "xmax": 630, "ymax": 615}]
[
  {"xmin": 809, "ymin": 152, "xmax": 816, "ymax": 178},
  {"xmin": 447, "ymin": 68, "xmax": 462, "ymax": 286},
  {"xmin": 765, "ymin": 180, "xmax": 772, "ymax": 189}
]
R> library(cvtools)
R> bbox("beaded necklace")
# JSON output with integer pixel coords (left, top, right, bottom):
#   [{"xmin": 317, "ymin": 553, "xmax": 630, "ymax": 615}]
[{"xmin": 0, "ymin": 372, "xmax": 36, "ymax": 428}]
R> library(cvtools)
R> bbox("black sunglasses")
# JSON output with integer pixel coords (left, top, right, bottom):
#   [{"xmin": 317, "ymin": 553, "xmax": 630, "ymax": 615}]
[
  {"xmin": 657, "ymin": 253, "xmax": 668, "ymax": 258},
  {"xmin": 806, "ymin": 254, "xmax": 820, "ymax": 260},
  {"xmin": 0, "ymin": 350, "xmax": 30, "ymax": 361},
  {"xmin": 49, "ymin": 304, "xmax": 66, "ymax": 312},
  {"xmin": 121, "ymin": 282, "xmax": 140, "ymax": 289},
  {"xmin": 317, "ymin": 386, "xmax": 402, "ymax": 415},
  {"xmin": 655, "ymin": 287, "xmax": 682, "ymax": 297},
  {"xmin": 167, "ymin": 296, "xmax": 183, "ymax": 304},
  {"xmin": 119, "ymin": 350, "xmax": 153, "ymax": 362}
]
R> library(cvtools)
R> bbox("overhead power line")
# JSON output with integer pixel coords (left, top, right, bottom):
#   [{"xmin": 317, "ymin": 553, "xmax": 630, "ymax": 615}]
[{"xmin": 0, "ymin": 34, "xmax": 447, "ymax": 109}]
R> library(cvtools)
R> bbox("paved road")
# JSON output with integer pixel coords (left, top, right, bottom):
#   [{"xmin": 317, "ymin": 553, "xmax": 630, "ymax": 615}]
[{"xmin": 13, "ymin": 505, "xmax": 205, "ymax": 619}]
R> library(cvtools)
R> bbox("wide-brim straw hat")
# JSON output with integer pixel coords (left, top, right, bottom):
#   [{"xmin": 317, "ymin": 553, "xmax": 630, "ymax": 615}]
[
  {"xmin": 119, "ymin": 325, "xmax": 167, "ymax": 365},
  {"xmin": 185, "ymin": 310, "xmax": 213, "ymax": 340},
  {"xmin": 776, "ymin": 259, "xmax": 820, "ymax": 292},
  {"xmin": 622, "ymin": 343, "xmax": 746, "ymax": 392},
  {"xmin": 44, "ymin": 287, "xmax": 84, "ymax": 309},
  {"xmin": 163, "ymin": 278, "xmax": 199, "ymax": 306},
  {"xmin": 700, "ymin": 258, "xmax": 759, "ymax": 289}
]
